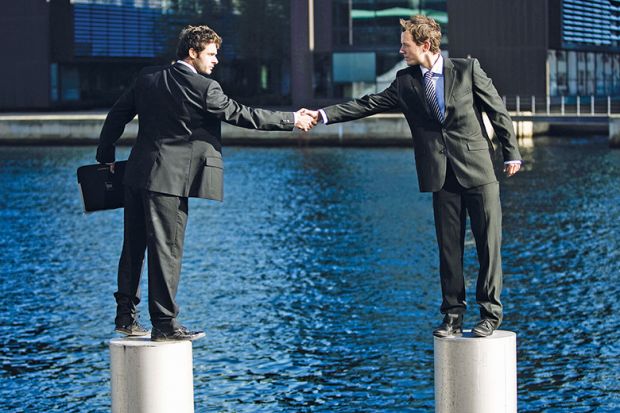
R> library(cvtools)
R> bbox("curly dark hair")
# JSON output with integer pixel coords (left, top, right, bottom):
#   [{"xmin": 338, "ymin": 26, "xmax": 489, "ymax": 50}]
[{"xmin": 176, "ymin": 25, "xmax": 222, "ymax": 59}]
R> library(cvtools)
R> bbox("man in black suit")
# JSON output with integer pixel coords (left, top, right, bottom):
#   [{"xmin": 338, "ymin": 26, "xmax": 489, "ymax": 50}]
[
  {"xmin": 306, "ymin": 15, "xmax": 521, "ymax": 337},
  {"xmin": 97, "ymin": 25, "xmax": 316, "ymax": 341}
]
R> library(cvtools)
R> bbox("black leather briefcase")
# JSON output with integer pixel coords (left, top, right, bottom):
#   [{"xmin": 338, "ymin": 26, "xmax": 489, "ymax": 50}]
[{"xmin": 77, "ymin": 161, "xmax": 127, "ymax": 212}]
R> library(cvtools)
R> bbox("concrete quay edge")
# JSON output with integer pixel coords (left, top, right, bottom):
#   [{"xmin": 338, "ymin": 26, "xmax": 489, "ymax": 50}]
[
  {"xmin": 0, "ymin": 112, "xmax": 412, "ymax": 146},
  {"xmin": 0, "ymin": 111, "xmax": 607, "ymax": 146}
]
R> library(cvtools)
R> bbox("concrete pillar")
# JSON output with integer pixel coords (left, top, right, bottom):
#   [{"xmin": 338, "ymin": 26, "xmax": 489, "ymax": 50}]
[
  {"xmin": 110, "ymin": 337, "xmax": 195, "ymax": 413},
  {"xmin": 290, "ymin": 0, "xmax": 314, "ymax": 108},
  {"xmin": 434, "ymin": 330, "xmax": 517, "ymax": 413},
  {"xmin": 609, "ymin": 115, "xmax": 620, "ymax": 148}
]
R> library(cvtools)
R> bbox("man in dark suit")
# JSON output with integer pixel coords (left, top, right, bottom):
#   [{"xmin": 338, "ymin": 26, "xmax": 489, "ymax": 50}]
[
  {"xmin": 306, "ymin": 15, "xmax": 521, "ymax": 337},
  {"xmin": 97, "ymin": 25, "xmax": 316, "ymax": 341}
]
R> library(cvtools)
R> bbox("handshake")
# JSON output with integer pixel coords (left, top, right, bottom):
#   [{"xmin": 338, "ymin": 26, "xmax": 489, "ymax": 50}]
[{"xmin": 293, "ymin": 108, "xmax": 321, "ymax": 132}]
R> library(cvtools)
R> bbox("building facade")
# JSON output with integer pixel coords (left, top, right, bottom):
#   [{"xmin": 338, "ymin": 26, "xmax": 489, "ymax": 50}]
[
  {"xmin": 0, "ymin": 0, "xmax": 293, "ymax": 110},
  {"xmin": 5, "ymin": 0, "xmax": 618, "ymax": 111},
  {"xmin": 448, "ymin": 0, "xmax": 620, "ymax": 98}
]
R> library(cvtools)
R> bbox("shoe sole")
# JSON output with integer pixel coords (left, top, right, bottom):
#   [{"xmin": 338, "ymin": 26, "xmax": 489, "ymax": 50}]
[
  {"xmin": 151, "ymin": 331, "xmax": 206, "ymax": 342},
  {"xmin": 471, "ymin": 329, "xmax": 493, "ymax": 337}
]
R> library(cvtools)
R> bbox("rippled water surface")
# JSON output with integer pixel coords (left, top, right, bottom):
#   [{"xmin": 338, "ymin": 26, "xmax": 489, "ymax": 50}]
[{"xmin": 1, "ymin": 138, "xmax": 619, "ymax": 412}]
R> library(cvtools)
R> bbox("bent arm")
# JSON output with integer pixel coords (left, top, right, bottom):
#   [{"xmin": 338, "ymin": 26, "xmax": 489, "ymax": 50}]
[
  {"xmin": 205, "ymin": 81, "xmax": 295, "ymax": 131},
  {"xmin": 472, "ymin": 59, "xmax": 521, "ymax": 162},
  {"xmin": 96, "ymin": 84, "xmax": 137, "ymax": 163},
  {"xmin": 321, "ymin": 79, "xmax": 400, "ymax": 124}
]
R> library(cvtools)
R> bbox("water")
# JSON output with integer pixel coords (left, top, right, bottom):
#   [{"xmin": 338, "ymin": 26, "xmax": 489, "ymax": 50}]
[{"xmin": 0, "ymin": 137, "xmax": 618, "ymax": 412}]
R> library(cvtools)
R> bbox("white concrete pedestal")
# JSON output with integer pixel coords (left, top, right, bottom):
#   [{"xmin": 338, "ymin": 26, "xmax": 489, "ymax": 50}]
[
  {"xmin": 110, "ymin": 337, "xmax": 195, "ymax": 413},
  {"xmin": 434, "ymin": 330, "xmax": 517, "ymax": 413}
]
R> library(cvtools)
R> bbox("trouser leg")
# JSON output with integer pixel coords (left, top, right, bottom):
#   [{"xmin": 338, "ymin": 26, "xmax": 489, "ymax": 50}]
[
  {"xmin": 465, "ymin": 181, "xmax": 503, "ymax": 325},
  {"xmin": 432, "ymin": 163, "xmax": 467, "ymax": 316},
  {"xmin": 143, "ymin": 190, "xmax": 189, "ymax": 331},
  {"xmin": 115, "ymin": 184, "xmax": 147, "ymax": 325}
]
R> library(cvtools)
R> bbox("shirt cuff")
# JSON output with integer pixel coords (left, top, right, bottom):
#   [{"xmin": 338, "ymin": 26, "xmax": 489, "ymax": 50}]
[
  {"xmin": 318, "ymin": 109, "xmax": 328, "ymax": 124},
  {"xmin": 504, "ymin": 160, "xmax": 522, "ymax": 165},
  {"xmin": 293, "ymin": 111, "xmax": 298, "ymax": 125}
]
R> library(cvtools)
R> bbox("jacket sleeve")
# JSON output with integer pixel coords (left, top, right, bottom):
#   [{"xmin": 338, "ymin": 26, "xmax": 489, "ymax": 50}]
[
  {"xmin": 321, "ymin": 79, "xmax": 399, "ymax": 124},
  {"xmin": 205, "ymin": 81, "xmax": 295, "ymax": 131},
  {"xmin": 96, "ymin": 82, "xmax": 137, "ymax": 163},
  {"xmin": 471, "ymin": 58, "xmax": 522, "ymax": 162}
]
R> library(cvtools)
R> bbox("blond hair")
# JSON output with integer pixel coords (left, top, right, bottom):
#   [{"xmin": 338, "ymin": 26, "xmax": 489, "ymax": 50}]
[{"xmin": 400, "ymin": 15, "xmax": 442, "ymax": 53}]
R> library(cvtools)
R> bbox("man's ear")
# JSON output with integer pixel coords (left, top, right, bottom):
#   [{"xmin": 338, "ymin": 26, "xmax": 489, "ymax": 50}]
[{"xmin": 188, "ymin": 48, "xmax": 198, "ymax": 59}]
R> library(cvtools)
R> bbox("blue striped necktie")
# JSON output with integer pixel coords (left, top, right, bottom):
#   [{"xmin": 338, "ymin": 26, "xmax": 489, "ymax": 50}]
[{"xmin": 424, "ymin": 70, "xmax": 444, "ymax": 123}]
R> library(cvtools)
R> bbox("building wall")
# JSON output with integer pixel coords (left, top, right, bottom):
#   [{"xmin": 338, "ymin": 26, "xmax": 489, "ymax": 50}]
[
  {"xmin": 447, "ymin": 0, "xmax": 549, "ymax": 97},
  {"xmin": 0, "ymin": 0, "xmax": 51, "ymax": 110}
]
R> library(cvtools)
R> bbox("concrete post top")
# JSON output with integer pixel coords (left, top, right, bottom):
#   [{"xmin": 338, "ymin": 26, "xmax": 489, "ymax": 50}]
[
  {"xmin": 434, "ymin": 330, "xmax": 516, "ymax": 342},
  {"xmin": 110, "ymin": 336, "xmax": 192, "ymax": 348}
]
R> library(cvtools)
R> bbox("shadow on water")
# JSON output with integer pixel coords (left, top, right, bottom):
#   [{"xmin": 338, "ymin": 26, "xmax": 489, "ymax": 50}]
[{"xmin": 0, "ymin": 138, "xmax": 618, "ymax": 412}]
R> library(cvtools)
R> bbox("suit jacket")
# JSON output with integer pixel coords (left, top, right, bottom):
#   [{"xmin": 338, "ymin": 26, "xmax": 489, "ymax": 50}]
[
  {"xmin": 323, "ymin": 58, "xmax": 521, "ymax": 192},
  {"xmin": 97, "ymin": 62, "xmax": 295, "ymax": 201}
]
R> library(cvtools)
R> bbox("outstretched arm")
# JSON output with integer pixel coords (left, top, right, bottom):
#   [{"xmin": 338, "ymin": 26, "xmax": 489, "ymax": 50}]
[
  {"xmin": 206, "ymin": 81, "xmax": 306, "ymax": 131},
  {"xmin": 319, "ymin": 79, "xmax": 400, "ymax": 125}
]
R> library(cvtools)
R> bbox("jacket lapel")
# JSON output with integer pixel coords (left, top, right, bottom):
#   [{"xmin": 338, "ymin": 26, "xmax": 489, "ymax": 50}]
[
  {"xmin": 409, "ymin": 66, "xmax": 433, "ymax": 119},
  {"xmin": 443, "ymin": 58, "xmax": 456, "ymax": 121}
]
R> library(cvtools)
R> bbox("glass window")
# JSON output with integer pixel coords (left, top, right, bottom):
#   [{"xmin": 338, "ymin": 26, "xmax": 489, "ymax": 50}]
[
  {"xmin": 556, "ymin": 51, "xmax": 568, "ymax": 96},
  {"xmin": 567, "ymin": 51, "xmax": 578, "ymax": 95},
  {"xmin": 548, "ymin": 50, "xmax": 557, "ymax": 96},
  {"xmin": 595, "ymin": 53, "xmax": 605, "ymax": 95}
]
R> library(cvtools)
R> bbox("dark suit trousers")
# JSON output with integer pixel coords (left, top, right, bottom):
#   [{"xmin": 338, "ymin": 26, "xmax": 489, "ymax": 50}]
[
  {"xmin": 115, "ymin": 185, "xmax": 188, "ymax": 330},
  {"xmin": 432, "ymin": 162, "xmax": 503, "ymax": 324}
]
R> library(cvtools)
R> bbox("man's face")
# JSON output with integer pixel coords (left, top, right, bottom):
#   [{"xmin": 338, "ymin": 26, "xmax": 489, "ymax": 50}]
[
  {"xmin": 189, "ymin": 42, "xmax": 219, "ymax": 75},
  {"xmin": 399, "ymin": 31, "xmax": 426, "ymax": 66}
]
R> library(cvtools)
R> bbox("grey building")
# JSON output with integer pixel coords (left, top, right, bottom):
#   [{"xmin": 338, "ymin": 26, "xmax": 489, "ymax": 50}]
[
  {"xmin": 4, "ymin": 0, "xmax": 619, "ymax": 111},
  {"xmin": 448, "ymin": 0, "xmax": 620, "ymax": 98}
]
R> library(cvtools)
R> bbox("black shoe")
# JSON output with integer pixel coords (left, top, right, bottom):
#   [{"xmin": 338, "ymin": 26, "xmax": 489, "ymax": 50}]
[
  {"xmin": 115, "ymin": 320, "xmax": 149, "ymax": 337},
  {"xmin": 433, "ymin": 314, "xmax": 463, "ymax": 337},
  {"xmin": 472, "ymin": 319, "xmax": 497, "ymax": 337},
  {"xmin": 151, "ymin": 326, "xmax": 205, "ymax": 342}
]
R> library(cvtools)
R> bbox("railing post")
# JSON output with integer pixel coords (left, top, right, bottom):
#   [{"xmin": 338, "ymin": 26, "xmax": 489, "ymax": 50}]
[
  {"xmin": 546, "ymin": 95, "xmax": 550, "ymax": 115},
  {"xmin": 561, "ymin": 96, "xmax": 565, "ymax": 115},
  {"xmin": 531, "ymin": 96, "xmax": 536, "ymax": 114},
  {"xmin": 516, "ymin": 95, "xmax": 520, "ymax": 115},
  {"xmin": 609, "ymin": 96, "xmax": 612, "ymax": 116},
  {"xmin": 502, "ymin": 95, "xmax": 507, "ymax": 108},
  {"xmin": 591, "ymin": 95, "xmax": 595, "ymax": 115},
  {"xmin": 577, "ymin": 96, "xmax": 580, "ymax": 116}
]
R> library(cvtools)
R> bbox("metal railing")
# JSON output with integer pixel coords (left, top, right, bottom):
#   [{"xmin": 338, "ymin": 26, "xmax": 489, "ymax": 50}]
[{"xmin": 502, "ymin": 95, "xmax": 620, "ymax": 116}]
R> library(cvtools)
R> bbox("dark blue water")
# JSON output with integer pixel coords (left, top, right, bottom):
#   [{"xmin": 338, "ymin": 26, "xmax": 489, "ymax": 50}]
[{"xmin": 0, "ymin": 138, "xmax": 618, "ymax": 412}]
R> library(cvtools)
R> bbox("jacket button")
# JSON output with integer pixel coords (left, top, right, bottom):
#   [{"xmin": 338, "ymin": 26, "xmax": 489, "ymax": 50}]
[{"xmin": 439, "ymin": 148, "xmax": 446, "ymax": 154}]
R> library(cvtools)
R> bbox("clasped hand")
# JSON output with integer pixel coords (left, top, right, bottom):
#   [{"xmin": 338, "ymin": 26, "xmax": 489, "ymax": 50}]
[{"xmin": 294, "ymin": 108, "xmax": 321, "ymax": 132}]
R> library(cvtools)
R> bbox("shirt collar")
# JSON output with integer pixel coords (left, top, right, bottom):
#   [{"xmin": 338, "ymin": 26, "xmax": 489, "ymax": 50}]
[
  {"xmin": 176, "ymin": 60, "xmax": 197, "ymax": 74},
  {"xmin": 420, "ymin": 54, "xmax": 443, "ymax": 77}
]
